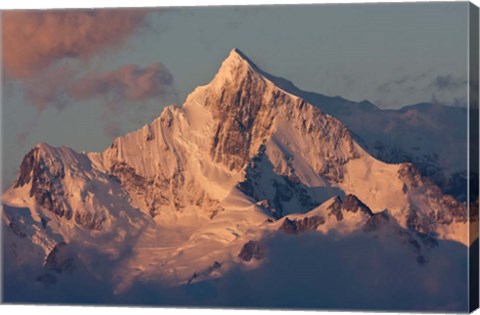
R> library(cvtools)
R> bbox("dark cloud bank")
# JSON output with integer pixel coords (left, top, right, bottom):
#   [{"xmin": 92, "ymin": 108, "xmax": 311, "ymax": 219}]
[{"xmin": 3, "ymin": 232, "xmax": 469, "ymax": 312}]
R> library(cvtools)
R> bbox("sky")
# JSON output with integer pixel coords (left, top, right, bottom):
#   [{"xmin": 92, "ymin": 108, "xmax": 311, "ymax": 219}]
[{"xmin": 1, "ymin": 2, "xmax": 471, "ymax": 188}]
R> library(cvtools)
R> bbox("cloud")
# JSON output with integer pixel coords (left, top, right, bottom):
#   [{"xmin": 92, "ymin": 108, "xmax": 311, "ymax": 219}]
[
  {"xmin": 23, "ymin": 62, "xmax": 175, "ymax": 111},
  {"xmin": 18, "ymin": 63, "xmax": 176, "ymax": 140},
  {"xmin": 3, "ymin": 232, "xmax": 469, "ymax": 311},
  {"xmin": 2, "ymin": 9, "xmax": 148, "ymax": 79},
  {"xmin": 69, "ymin": 63, "xmax": 174, "ymax": 103},
  {"xmin": 432, "ymin": 74, "xmax": 467, "ymax": 91},
  {"xmin": 2, "ymin": 9, "xmax": 176, "ymax": 142},
  {"xmin": 376, "ymin": 72, "xmax": 429, "ymax": 95},
  {"xmin": 76, "ymin": 63, "xmax": 176, "ymax": 137},
  {"xmin": 374, "ymin": 71, "xmax": 468, "ymax": 108}
]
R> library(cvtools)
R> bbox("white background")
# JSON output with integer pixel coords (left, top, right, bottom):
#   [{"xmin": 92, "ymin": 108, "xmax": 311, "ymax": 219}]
[{"xmin": 1, "ymin": 0, "xmax": 479, "ymax": 315}]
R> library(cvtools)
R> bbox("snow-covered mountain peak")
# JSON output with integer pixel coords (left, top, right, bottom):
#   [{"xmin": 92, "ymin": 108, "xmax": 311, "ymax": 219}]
[
  {"xmin": 220, "ymin": 48, "xmax": 258, "ymax": 74},
  {"xmin": 206, "ymin": 48, "xmax": 257, "ymax": 89},
  {"xmin": 186, "ymin": 48, "xmax": 279, "ymax": 107},
  {"xmin": 2, "ymin": 49, "xmax": 474, "ymax": 298},
  {"xmin": 13, "ymin": 143, "xmax": 89, "ymax": 190}
]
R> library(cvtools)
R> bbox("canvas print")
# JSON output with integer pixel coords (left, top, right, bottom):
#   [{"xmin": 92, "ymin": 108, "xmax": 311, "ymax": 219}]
[{"xmin": 1, "ymin": 2, "xmax": 479, "ymax": 312}]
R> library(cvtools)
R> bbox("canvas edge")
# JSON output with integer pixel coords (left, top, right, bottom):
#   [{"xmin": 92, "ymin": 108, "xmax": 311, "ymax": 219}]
[{"xmin": 468, "ymin": 1, "xmax": 480, "ymax": 313}]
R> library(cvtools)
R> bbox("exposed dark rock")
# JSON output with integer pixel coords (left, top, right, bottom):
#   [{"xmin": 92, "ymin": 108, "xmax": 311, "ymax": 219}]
[
  {"xmin": 279, "ymin": 216, "xmax": 325, "ymax": 235},
  {"xmin": 443, "ymin": 196, "xmax": 468, "ymax": 223},
  {"xmin": 110, "ymin": 162, "xmax": 147, "ymax": 193},
  {"xmin": 399, "ymin": 163, "xmax": 468, "ymax": 231},
  {"xmin": 186, "ymin": 272, "xmax": 198, "ymax": 285},
  {"xmin": 145, "ymin": 125, "xmax": 154, "ymax": 141},
  {"xmin": 363, "ymin": 211, "xmax": 390, "ymax": 232},
  {"xmin": 238, "ymin": 240, "xmax": 265, "ymax": 262},
  {"xmin": 14, "ymin": 148, "xmax": 37, "ymax": 188},
  {"xmin": 186, "ymin": 261, "xmax": 223, "ymax": 285},
  {"xmin": 160, "ymin": 106, "xmax": 175, "ymax": 129},
  {"xmin": 342, "ymin": 194, "xmax": 374, "ymax": 216},
  {"xmin": 398, "ymin": 163, "xmax": 424, "ymax": 189},
  {"xmin": 110, "ymin": 160, "xmax": 171, "ymax": 211},
  {"xmin": 15, "ymin": 147, "xmax": 72, "ymax": 219},
  {"xmin": 149, "ymin": 206, "xmax": 158, "ymax": 218},
  {"xmin": 206, "ymin": 53, "xmax": 358, "ymax": 175},
  {"xmin": 41, "ymin": 217, "xmax": 48, "ymax": 229},
  {"xmin": 208, "ymin": 69, "xmax": 272, "ymax": 171},
  {"xmin": 327, "ymin": 196, "xmax": 344, "ymax": 222},
  {"xmin": 416, "ymin": 232, "xmax": 439, "ymax": 250},
  {"xmin": 74, "ymin": 211, "xmax": 106, "ymax": 230},
  {"xmin": 406, "ymin": 210, "xmax": 435, "ymax": 235},
  {"xmin": 209, "ymin": 207, "xmax": 224, "ymax": 220},
  {"xmin": 8, "ymin": 222, "xmax": 27, "ymax": 238}
]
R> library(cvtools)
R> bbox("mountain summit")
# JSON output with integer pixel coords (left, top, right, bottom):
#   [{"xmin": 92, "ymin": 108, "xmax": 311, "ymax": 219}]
[{"xmin": 2, "ymin": 49, "xmax": 472, "ymax": 296}]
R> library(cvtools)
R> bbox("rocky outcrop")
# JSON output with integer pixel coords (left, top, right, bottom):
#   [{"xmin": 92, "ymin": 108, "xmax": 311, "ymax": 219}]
[
  {"xmin": 14, "ymin": 148, "xmax": 38, "ymax": 188},
  {"xmin": 8, "ymin": 221, "xmax": 27, "ymax": 238},
  {"xmin": 238, "ymin": 240, "xmax": 265, "ymax": 262},
  {"xmin": 327, "ymin": 197, "xmax": 344, "ymax": 221},
  {"xmin": 416, "ymin": 232, "xmax": 438, "ymax": 250},
  {"xmin": 14, "ymin": 147, "xmax": 72, "ymax": 219},
  {"xmin": 327, "ymin": 194, "xmax": 374, "ymax": 222},
  {"xmin": 342, "ymin": 194, "xmax": 374, "ymax": 216},
  {"xmin": 363, "ymin": 211, "xmax": 390, "ymax": 232},
  {"xmin": 279, "ymin": 216, "xmax": 325, "ymax": 235},
  {"xmin": 109, "ymin": 161, "xmax": 148, "ymax": 195},
  {"xmin": 203, "ymin": 49, "xmax": 359, "ymax": 177},
  {"xmin": 207, "ymin": 55, "xmax": 275, "ymax": 171},
  {"xmin": 399, "ymin": 163, "xmax": 468, "ymax": 235},
  {"xmin": 186, "ymin": 261, "xmax": 223, "ymax": 285},
  {"xmin": 74, "ymin": 211, "xmax": 106, "ymax": 230}
]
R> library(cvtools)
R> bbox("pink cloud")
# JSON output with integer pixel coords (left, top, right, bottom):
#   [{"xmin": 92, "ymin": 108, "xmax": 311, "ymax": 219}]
[
  {"xmin": 2, "ymin": 9, "xmax": 176, "ymax": 141},
  {"xmin": 22, "ymin": 62, "xmax": 175, "ymax": 112},
  {"xmin": 69, "ymin": 63, "xmax": 174, "ymax": 102},
  {"xmin": 23, "ymin": 63, "xmax": 175, "ymax": 139},
  {"xmin": 2, "ymin": 9, "xmax": 148, "ymax": 79}
]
